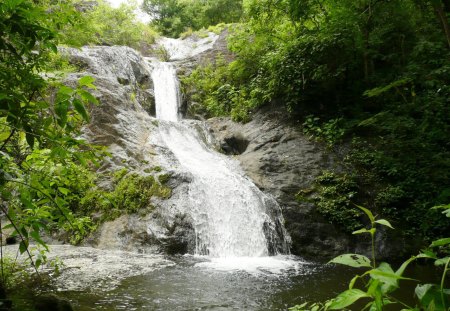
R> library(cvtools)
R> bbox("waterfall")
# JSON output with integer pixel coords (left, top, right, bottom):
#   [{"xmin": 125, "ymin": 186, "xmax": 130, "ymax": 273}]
[
  {"xmin": 151, "ymin": 61, "xmax": 290, "ymax": 258},
  {"xmin": 151, "ymin": 62, "xmax": 181, "ymax": 122}
]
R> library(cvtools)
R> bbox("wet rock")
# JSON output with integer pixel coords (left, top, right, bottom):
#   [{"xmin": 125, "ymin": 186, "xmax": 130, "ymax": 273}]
[
  {"xmin": 63, "ymin": 46, "xmax": 157, "ymax": 171},
  {"xmin": 160, "ymin": 214, "xmax": 196, "ymax": 255},
  {"xmin": 34, "ymin": 294, "xmax": 73, "ymax": 311},
  {"xmin": 5, "ymin": 236, "xmax": 16, "ymax": 245},
  {"xmin": 221, "ymin": 133, "xmax": 249, "ymax": 155},
  {"xmin": 207, "ymin": 104, "xmax": 352, "ymax": 259}
]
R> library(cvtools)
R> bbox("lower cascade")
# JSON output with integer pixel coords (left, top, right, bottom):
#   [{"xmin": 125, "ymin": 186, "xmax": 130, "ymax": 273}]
[{"xmin": 151, "ymin": 61, "xmax": 291, "ymax": 258}]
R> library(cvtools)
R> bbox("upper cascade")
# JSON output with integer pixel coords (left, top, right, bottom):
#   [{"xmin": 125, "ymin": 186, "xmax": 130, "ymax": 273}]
[
  {"xmin": 157, "ymin": 32, "xmax": 218, "ymax": 61},
  {"xmin": 151, "ymin": 62, "xmax": 181, "ymax": 122}
]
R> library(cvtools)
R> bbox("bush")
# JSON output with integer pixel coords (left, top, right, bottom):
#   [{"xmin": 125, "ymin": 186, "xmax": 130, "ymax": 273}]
[
  {"xmin": 60, "ymin": 1, "xmax": 158, "ymax": 52},
  {"xmin": 297, "ymin": 171, "xmax": 362, "ymax": 233},
  {"xmin": 80, "ymin": 169, "xmax": 172, "ymax": 221}
]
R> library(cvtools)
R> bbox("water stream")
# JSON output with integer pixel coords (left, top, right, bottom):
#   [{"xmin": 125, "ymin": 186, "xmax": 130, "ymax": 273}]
[
  {"xmin": 7, "ymin": 39, "xmax": 441, "ymax": 311},
  {"xmin": 151, "ymin": 61, "xmax": 290, "ymax": 259}
]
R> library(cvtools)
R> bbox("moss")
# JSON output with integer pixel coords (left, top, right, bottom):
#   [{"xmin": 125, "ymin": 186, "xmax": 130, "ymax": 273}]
[
  {"xmin": 297, "ymin": 171, "xmax": 362, "ymax": 233},
  {"xmin": 158, "ymin": 173, "xmax": 170, "ymax": 184},
  {"xmin": 80, "ymin": 170, "xmax": 172, "ymax": 222},
  {"xmin": 112, "ymin": 168, "xmax": 128, "ymax": 183}
]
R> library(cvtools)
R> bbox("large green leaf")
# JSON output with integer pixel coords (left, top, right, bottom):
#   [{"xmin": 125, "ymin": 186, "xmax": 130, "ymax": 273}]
[
  {"xmin": 78, "ymin": 75, "xmax": 96, "ymax": 88},
  {"xmin": 430, "ymin": 238, "xmax": 450, "ymax": 248},
  {"xmin": 354, "ymin": 204, "xmax": 375, "ymax": 223},
  {"xmin": 328, "ymin": 289, "xmax": 370, "ymax": 310},
  {"xmin": 434, "ymin": 257, "xmax": 449, "ymax": 266},
  {"xmin": 415, "ymin": 284, "xmax": 448, "ymax": 310},
  {"xmin": 0, "ymin": 131, "xmax": 11, "ymax": 142},
  {"xmin": 19, "ymin": 240, "xmax": 28, "ymax": 254},
  {"xmin": 78, "ymin": 89, "xmax": 99, "ymax": 105},
  {"xmin": 374, "ymin": 219, "xmax": 394, "ymax": 229},
  {"xmin": 73, "ymin": 98, "xmax": 90, "ymax": 122},
  {"xmin": 368, "ymin": 263, "xmax": 403, "ymax": 294},
  {"xmin": 352, "ymin": 228, "xmax": 375, "ymax": 235},
  {"xmin": 329, "ymin": 254, "xmax": 372, "ymax": 268}
]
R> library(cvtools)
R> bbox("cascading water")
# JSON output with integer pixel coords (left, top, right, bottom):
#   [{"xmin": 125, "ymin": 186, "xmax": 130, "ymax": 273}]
[
  {"xmin": 151, "ymin": 62, "xmax": 181, "ymax": 122},
  {"xmin": 151, "ymin": 60, "xmax": 291, "ymax": 258}
]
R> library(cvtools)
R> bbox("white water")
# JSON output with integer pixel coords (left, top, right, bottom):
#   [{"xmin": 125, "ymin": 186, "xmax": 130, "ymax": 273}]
[
  {"xmin": 158, "ymin": 32, "xmax": 218, "ymax": 61},
  {"xmin": 151, "ymin": 62, "xmax": 181, "ymax": 122},
  {"xmin": 151, "ymin": 60, "xmax": 290, "ymax": 258}
]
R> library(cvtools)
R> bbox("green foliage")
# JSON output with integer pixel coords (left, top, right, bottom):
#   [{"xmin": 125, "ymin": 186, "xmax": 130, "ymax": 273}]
[
  {"xmin": 0, "ymin": 0, "xmax": 104, "ymax": 294},
  {"xmin": 60, "ymin": 1, "xmax": 158, "ymax": 52},
  {"xmin": 80, "ymin": 169, "xmax": 172, "ymax": 222},
  {"xmin": 302, "ymin": 115, "xmax": 346, "ymax": 146},
  {"xmin": 297, "ymin": 171, "xmax": 362, "ymax": 233},
  {"xmin": 142, "ymin": 0, "xmax": 243, "ymax": 37},
  {"xmin": 43, "ymin": 51, "xmax": 77, "ymax": 75},
  {"xmin": 181, "ymin": 55, "xmax": 262, "ymax": 122},
  {"xmin": 290, "ymin": 205, "xmax": 450, "ymax": 311},
  {"xmin": 208, "ymin": 0, "xmax": 450, "ymax": 242}
]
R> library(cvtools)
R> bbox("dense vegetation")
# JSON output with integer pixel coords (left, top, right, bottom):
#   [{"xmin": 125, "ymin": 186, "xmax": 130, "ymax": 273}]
[
  {"xmin": 60, "ymin": 0, "xmax": 158, "ymax": 52},
  {"xmin": 0, "ymin": 0, "xmax": 448, "ymax": 309},
  {"xmin": 0, "ymin": 0, "xmax": 101, "ymax": 299},
  {"xmin": 0, "ymin": 0, "xmax": 162, "ymax": 304},
  {"xmin": 182, "ymin": 0, "xmax": 450, "ymax": 246},
  {"xmin": 176, "ymin": 2, "xmax": 450, "ymax": 308},
  {"xmin": 142, "ymin": 0, "xmax": 243, "ymax": 37}
]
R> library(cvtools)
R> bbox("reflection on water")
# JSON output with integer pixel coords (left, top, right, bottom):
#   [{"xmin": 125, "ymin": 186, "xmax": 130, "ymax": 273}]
[
  {"xmin": 55, "ymin": 255, "xmax": 350, "ymax": 311},
  {"xmin": 10, "ymin": 252, "xmax": 444, "ymax": 311}
]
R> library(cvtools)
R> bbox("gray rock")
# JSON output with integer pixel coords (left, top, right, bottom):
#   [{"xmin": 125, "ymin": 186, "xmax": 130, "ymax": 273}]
[
  {"xmin": 206, "ymin": 104, "xmax": 355, "ymax": 259},
  {"xmin": 62, "ymin": 46, "xmax": 195, "ymax": 254}
]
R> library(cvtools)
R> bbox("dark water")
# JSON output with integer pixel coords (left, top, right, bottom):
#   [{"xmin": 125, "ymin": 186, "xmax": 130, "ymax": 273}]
[
  {"xmin": 11, "ymin": 255, "xmax": 445, "ymax": 311},
  {"xmin": 60, "ymin": 256, "xmax": 346, "ymax": 311}
]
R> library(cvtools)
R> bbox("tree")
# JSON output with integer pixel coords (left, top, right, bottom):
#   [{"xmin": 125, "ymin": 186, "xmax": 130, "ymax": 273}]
[
  {"xmin": 142, "ymin": 0, "xmax": 243, "ymax": 37},
  {"xmin": 0, "ymin": 0, "xmax": 101, "ymax": 299}
]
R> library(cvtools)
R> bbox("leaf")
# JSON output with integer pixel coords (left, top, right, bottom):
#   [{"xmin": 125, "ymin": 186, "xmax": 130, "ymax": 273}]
[
  {"xmin": 0, "ymin": 131, "xmax": 11, "ymax": 142},
  {"xmin": 55, "ymin": 101, "xmax": 69, "ymax": 127},
  {"xmin": 58, "ymin": 187, "xmax": 70, "ymax": 195},
  {"xmin": 57, "ymin": 85, "xmax": 74, "ymax": 96},
  {"xmin": 374, "ymin": 219, "xmax": 394, "ymax": 229},
  {"xmin": 430, "ymin": 238, "xmax": 450, "ymax": 247},
  {"xmin": 417, "ymin": 250, "xmax": 437, "ymax": 259},
  {"xmin": 415, "ymin": 284, "xmax": 448, "ymax": 310},
  {"xmin": 354, "ymin": 204, "xmax": 375, "ymax": 223},
  {"xmin": 434, "ymin": 257, "xmax": 449, "ymax": 266},
  {"xmin": 329, "ymin": 254, "xmax": 372, "ymax": 268},
  {"xmin": 395, "ymin": 257, "xmax": 416, "ymax": 277},
  {"xmin": 35, "ymin": 258, "xmax": 42, "ymax": 269},
  {"xmin": 328, "ymin": 289, "xmax": 370, "ymax": 310},
  {"xmin": 30, "ymin": 231, "xmax": 48, "ymax": 250},
  {"xmin": 368, "ymin": 263, "xmax": 405, "ymax": 294},
  {"xmin": 73, "ymin": 98, "xmax": 90, "ymax": 122},
  {"xmin": 78, "ymin": 89, "xmax": 98, "ymax": 105},
  {"xmin": 353, "ymin": 228, "xmax": 375, "ymax": 235},
  {"xmin": 25, "ymin": 132, "xmax": 34, "ymax": 149},
  {"xmin": 19, "ymin": 240, "xmax": 28, "ymax": 254},
  {"xmin": 23, "ymin": 123, "xmax": 34, "ymax": 148},
  {"xmin": 78, "ymin": 75, "xmax": 96, "ymax": 88},
  {"xmin": 349, "ymin": 275, "xmax": 359, "ymax": 289}
]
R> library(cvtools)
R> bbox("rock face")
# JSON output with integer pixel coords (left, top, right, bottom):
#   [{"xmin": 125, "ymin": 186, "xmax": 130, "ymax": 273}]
[
  {"xmin": 206, "ymin": 105, "xmax": 358, "ymax": 259},
  {"xmin": 63, "ymin": 46, "xmax": 196, "ymax": 255},
  {"xmin": 61, "ymin": 39, "xmax": 375, "ymax": 259}
]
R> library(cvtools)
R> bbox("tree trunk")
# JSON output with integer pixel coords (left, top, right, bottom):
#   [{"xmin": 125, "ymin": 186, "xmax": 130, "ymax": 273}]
[{"xmin": 433, "ymin": 0, "xmax": 450, "ymax": 49}]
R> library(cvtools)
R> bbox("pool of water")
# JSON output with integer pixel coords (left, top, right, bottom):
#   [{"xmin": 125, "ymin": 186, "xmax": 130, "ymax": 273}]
[
  {"xmin": 53, "ymin": 255, "xmax": 351, "ymax": 311},
  {"xmin": 7, "ymin": 246, "xmax": 444, "ymax": 311}
]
